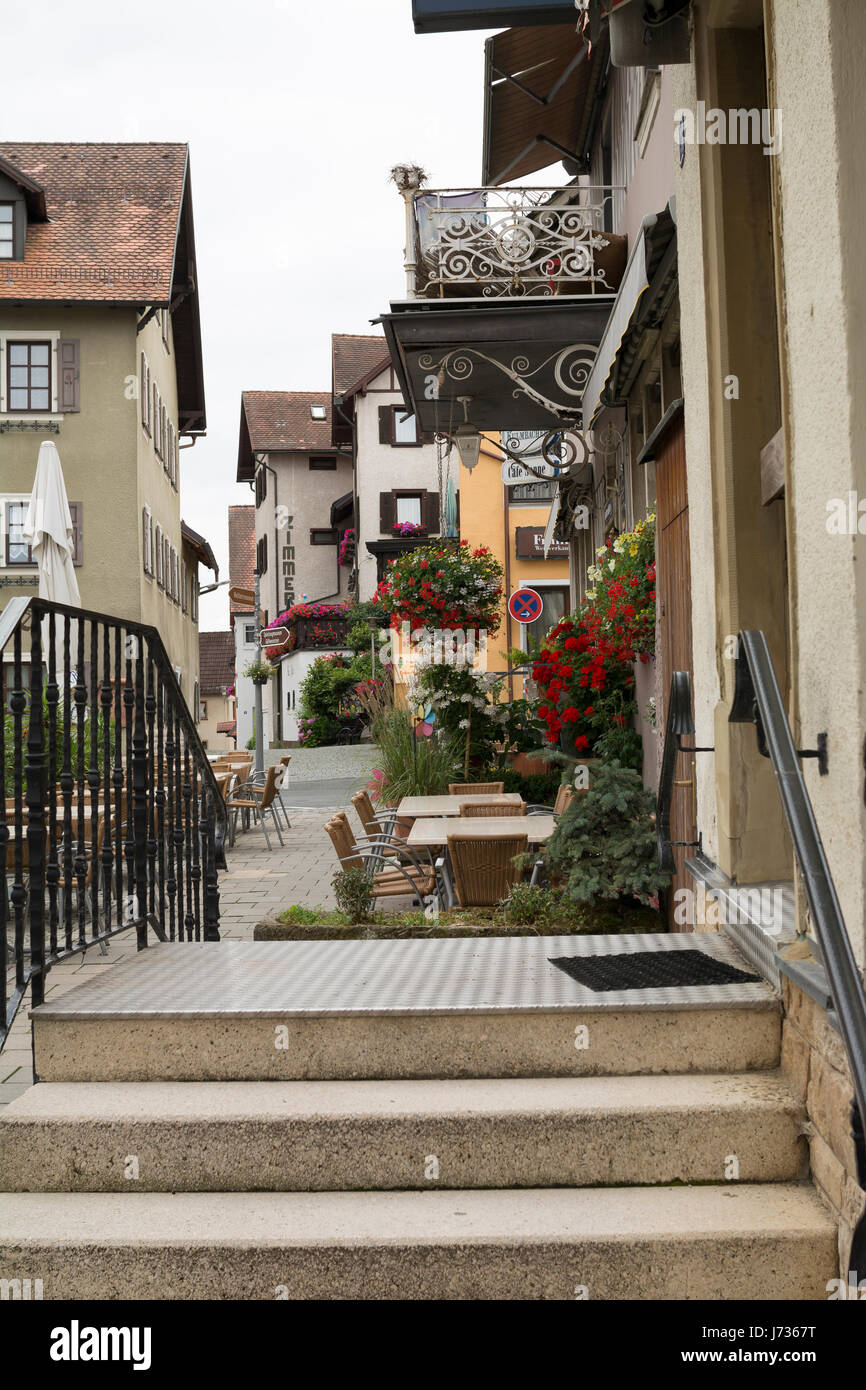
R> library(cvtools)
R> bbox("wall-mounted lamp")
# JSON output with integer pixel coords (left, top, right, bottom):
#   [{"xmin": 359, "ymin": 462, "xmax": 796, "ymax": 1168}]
[{"xmin": 454, "ymin": 396, "xmax": 481, "ymax": 473}]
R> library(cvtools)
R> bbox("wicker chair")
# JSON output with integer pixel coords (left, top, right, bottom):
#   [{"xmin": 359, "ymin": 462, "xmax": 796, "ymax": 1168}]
[
  {"xmin": 227, "ymin": 765, "xmax": 284, "ymax": 850},
  {"xmin": 527, "ymin": 784, "xmax": 574, "ymax": 817},
  {"xmin": 446, "ymin": 831, "xmax": 528, "ymax": 908},
  {"xmin": 448, "ymin": 781, "xmax": 504, "ymax": 796},
  {"xmin": 459, "ymin": 800, "xmax": 526, "ymax": 817},
  {"xmin": 351, "ymin": 789, "xmax": 411, "ymax": 847},
  {"xmin": 325, "ymin": 812, "xmax": 440, "ymax": 905}
]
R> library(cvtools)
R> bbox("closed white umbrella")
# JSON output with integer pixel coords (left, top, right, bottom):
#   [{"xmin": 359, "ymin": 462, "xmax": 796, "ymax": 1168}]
[{"xmin": 22, "ymin": 440, "xmax": 81, "ymax": 666}]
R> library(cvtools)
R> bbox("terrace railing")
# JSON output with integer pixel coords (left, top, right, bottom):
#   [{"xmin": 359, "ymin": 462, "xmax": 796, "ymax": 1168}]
[
  {"xmin": 1, "ymin": 596, "xmax": 227, "ymax": 1046},
  {"xmin": 406, "ymin": 185, "xmax": 626, "ymax": 300}
]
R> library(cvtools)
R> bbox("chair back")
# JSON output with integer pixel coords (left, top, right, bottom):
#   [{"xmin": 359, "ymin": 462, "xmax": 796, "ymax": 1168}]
[
  {"xmin": 255, "ymin": 765, "xmax": 278, "ymax": 810},
  {"xmin": 324, "ymin": 812, "xmax": 363, "ymax": 869},
  {"xmin": 351, "ymin": 789, "xmax": 379, "ymax": 838},
  {"xmin": 554, "ymin": 784, "xmax": 575, "ymax": 816},
  {"xmin": 446, "ymin": 832, "xmax": 528, "ymax": 908},
  {"xmin": 448, "ymin": 781, "xmax": 505, "ymax": 796},
  {"xmin": 459, "ymin": 800, "xmax": 525, "ymax": 817},
  {"xmin": 279, "ymin": 754, "xmax": 292, "ymax": 768}
]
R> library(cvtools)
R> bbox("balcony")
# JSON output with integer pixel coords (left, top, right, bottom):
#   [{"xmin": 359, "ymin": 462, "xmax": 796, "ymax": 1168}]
[
  {"xmin": 381, "ymin": 171, "xmax": 625, "ymax": 433},
  {"xmin": 408, "ymin": 185, "xmax": 626, "ymax": 301}
]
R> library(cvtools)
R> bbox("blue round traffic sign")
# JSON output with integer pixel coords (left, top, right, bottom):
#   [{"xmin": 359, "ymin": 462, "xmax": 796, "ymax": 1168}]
[{"xmin": 508, "ymin": 587, "xmax": 544, "ymax": 624}]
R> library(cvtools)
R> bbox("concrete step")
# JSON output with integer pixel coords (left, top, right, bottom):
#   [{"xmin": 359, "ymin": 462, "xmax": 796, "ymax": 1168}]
[
  {"xmin": 31, "ymin": 937, "xmax": 781, "ymax": 1081},
  {"xmin": 0, "ymin": 1073, "xmax": 806, "ymax": 1192},
  {"xmin": 0, "ymin": 1185, "xmax": 836, "ymax": 1300}
]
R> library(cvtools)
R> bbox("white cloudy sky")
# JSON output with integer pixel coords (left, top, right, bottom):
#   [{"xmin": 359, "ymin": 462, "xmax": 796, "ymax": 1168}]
[{"xmin": 6, "ymin": 0, "xmax": 511, "ymax": 628}]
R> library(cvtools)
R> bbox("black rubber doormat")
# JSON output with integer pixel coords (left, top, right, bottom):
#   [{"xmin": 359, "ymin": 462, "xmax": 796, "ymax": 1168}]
[{"xmin": 548, "ymin": 949, "xmax": 761, "ymax": 992}]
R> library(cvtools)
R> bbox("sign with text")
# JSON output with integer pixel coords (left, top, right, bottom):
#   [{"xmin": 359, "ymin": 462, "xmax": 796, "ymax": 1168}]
[
  {"xmin": 515, "ymin": 526, "xmax": 569, "ymax": 559},
  {"xmin": 260, "ymin": 627, "xmax": 289, "ymax": 648},
  {"xmin": 501, "ymin": 458, "xmax": 558, "ymax": 486}
]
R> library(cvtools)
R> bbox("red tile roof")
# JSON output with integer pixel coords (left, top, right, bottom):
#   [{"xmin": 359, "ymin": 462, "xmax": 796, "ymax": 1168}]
[
  {"xmin": 332, "ymin": 333, "xmax": 390, "ymax": 398},
  {"xmin": 181, "ymin": 520, "xmax": 218, "ymax": 576},
  {"xmin": 228, "ymin": 505, "xmax": 255, "ymax": 617},
  {"xmin": 237, "ymin": 391, "xmax": 332, "ymax": 481},
  {"xmin": 199, "ymin": 631, "xmax": 236, "ymax": 695},
  {"xmin": 0, "ymin": 143, "xmax": 189, "ymax": 303}
]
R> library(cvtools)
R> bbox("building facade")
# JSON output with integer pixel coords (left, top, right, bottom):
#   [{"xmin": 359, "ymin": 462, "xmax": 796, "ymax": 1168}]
[{"xmin": 0, "ymin": 143, "xmax": 213, "ymax": 691}]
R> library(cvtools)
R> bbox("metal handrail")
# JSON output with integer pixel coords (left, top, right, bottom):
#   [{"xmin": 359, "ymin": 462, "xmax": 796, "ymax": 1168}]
[
  {"xmin": 1, "ymin": 595, "xmax": 227, "ymax": 1045},
  {"xmin": 729, "ymin": 629, "xmax": 866, "ymax": 1275}
]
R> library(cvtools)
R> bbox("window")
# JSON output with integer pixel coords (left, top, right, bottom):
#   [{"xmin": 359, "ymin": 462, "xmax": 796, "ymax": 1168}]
[
  {"xmin": 310, "ymin": 528, "xmax": 338, "ymax": 545},
  {"xmin": 256, "ymin": 535, "xmax": 268, "ymax": 574},
  {"xmin": 199, "ymin": 698, "xmax": 207, "ymax": 721},
  {"xmin": 308, "ymin": 455, "xmax": 337, "ymax": 471},
  {"xmin": 153, "ymin": 383, "xmax": 162, "ymax": 458},
  {"xmin": 379, "ymin": 404, "xmax": 421, "ymax": 447},
  {"xmin": 310, "ymin": 404, "xmax": 327, "ymax": 421},
  {"xmin": 191, "ymin": 578, "xmax": 198, "ymax": 622},
  {"xmin": 155, "ymin": 524, "xmax": 163, "ymax": 587},
  {"xmin": 0, "ymin": 204, "xmax": 14, "ymax": 259},
  {"xmin": 244, "ymin": 623, "xmax": 256, "ymax": 645},
  {"xmin": 181, "ymin": 559, "xmax": 188, "ymax": 613},
  {"xmin": 393, "ymin": 409, "xmax": 418, "ymax": 445},
  {"xmin": 6, "ymin": 501, "xmax": 34, "ymax": 565},
  {"xmin": 520, "ymin": 585, "xmax": 571, "ymax": 658},
  {"xmin": 142, "ymin": 506, "xmax": 153, "ymax": 575},
  {"xmin": 140, "ymin": 353, "xmax": 150, "ymax": 433},
  {"xmin": 395, "ymin": 495, "xmax": 423, "ymax": 526},
  {"xmin": 7, "ymin": 342, "xmax": 51, "ymax": 412},
  {"xmin": 160, "ymin": 403, "xmax": 168, "ymax": 471},
  {"xmin": 160, "ymin": 308, "xmax": 170, "ymax": 351}
]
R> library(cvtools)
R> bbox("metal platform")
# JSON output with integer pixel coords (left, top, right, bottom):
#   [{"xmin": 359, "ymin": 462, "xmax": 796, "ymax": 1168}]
[{"xmin": 31, "ymin": 934, "xmax": 777, "ymax": 1021}]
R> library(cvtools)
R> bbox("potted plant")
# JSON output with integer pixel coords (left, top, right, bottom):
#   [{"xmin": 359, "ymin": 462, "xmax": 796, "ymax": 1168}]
[{"xmin": 243, "ymin": 656, "xmax": 273, "ymax": 687}]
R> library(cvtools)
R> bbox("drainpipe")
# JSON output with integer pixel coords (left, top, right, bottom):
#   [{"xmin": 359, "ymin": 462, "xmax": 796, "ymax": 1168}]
[
  {"xmin": 503, "ymin": 480, "xmax": 514, "ymax": 704},
  {"xmin": 254, "ymin": 451, "xmax": 282, "ymax": 745}
]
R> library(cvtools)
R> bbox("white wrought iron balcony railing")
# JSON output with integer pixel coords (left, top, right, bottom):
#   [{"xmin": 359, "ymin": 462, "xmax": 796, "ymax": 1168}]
[{"xmin": 400, "ymin": 184, "xmax": 627, "ymax": 301}]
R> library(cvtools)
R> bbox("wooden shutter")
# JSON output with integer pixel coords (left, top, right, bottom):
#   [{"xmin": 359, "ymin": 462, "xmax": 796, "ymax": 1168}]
[
  {"xmin": 153, "ymin": 384, "xmax": 160, "ymax": 455},
  {"xmin": 68, "ymin": 502, "xmax": 83, "ymax": 565},
  {"xmin": 140, "ymin": 353, "xmax": 148, "ymax": 428},
  {"xmin": 58, "ymin": 340, "xmax": 80, "ymax": 412},
  {"xmin": 378, "ymin": 406, "xmax": 392, "ymax": 445},
  {"xmin": 142, "ymin": 507, "xmax": 150, "ymax": 573},
  {"xmin": 424, "ymin": 492, "xmax": 440, "ymax": 533},
  {"xmin": 161, "ymin": 405, "xmax": 168, "ymax": 471},
  {"xmin": 155, "ymin": 525, "xmax": 163, "ymax": 586},
  {"xmin": 379, "ymin": 492, "xmax": 394, "ymax": 532}
]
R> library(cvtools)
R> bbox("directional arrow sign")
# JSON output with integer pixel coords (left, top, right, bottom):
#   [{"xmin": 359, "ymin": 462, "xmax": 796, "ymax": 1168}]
[
  {"xmin": 508, "ymin": 587, "xmax": 544, "ymax": 625},
  {"xmin": 228, "ymin": 585, "xmax": 255, "ymax": 607},
  {"xmin": 260, "ymin": 626, "xmax": 289, "ymax": 647}
]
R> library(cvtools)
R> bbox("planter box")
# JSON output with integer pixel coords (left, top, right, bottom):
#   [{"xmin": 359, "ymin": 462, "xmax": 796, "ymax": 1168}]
[
  {"xmin": 254, "ymin": 914, "xmax": 604, "ymax": 942},
  {"xmin": 510, "ymin": 750, "xmax": 550, "ymax": 778}
]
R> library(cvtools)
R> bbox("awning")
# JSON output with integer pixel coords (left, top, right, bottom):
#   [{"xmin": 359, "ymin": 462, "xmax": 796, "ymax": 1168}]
[
  {"xmin": 482, "ymin": 22, "xmax": 610, "ymax": 185},
  {"xmin": 330, "ymin": 492, "xmax": 354, "ymax": 526},
  {"xmin": 541, "ymin": 484, "xmax": 561, "ymax": 558},
  {"xmin": 582, "ymin": 201, "xmax": 677, "ymax": 426}
]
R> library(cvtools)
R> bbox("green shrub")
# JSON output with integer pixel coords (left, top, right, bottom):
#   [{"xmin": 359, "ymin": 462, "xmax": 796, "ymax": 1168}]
[
  {"xmin": 332, "ymin": 867, "xmax": 375, "ymax": 923},
  {"xmin": 498, "ymin": 766, "xmax": 561, "ymax": 806},
  {"xmin": 536, "ymin": 760, "xmax": 669, "ymax": 907},
  {"xmin": 501, "ymin": 882, "xmax": 557, "ymax": 926}
]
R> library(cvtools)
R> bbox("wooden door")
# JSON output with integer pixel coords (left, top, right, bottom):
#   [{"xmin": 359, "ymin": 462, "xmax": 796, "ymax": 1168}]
[{"xmin": 655, "ymin": 411, "xmax": 697, "ymax": 922}]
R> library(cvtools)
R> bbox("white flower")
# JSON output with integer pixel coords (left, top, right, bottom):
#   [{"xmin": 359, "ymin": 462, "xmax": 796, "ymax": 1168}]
[{"xmin": 458, "ymin": 719, "xmax": 470, "ymax": 730}]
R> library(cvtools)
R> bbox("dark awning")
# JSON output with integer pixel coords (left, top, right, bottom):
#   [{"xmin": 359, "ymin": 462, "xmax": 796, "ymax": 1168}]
[
  {"xmin": 413, "ymin": 0, "xmax": 579, "ymax": 32},
  {"xmin": 330, "ymin": 492, "xmax": 354, "ymax": 526},
  {"xmin": 482, "ymin": 22, "xmax": 609, "ymax": 184}
]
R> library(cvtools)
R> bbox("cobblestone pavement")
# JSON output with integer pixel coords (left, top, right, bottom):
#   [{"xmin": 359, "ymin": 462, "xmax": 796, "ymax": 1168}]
[{"xmin": 1, "ymin": 783, "xmax": 355, "ymax": 1105}]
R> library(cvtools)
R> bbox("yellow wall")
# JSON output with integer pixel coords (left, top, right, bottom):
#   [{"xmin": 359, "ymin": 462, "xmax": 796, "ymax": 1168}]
[{"xmin": 458, "ymin": 432, "xmax": 571, "ymax": 689}]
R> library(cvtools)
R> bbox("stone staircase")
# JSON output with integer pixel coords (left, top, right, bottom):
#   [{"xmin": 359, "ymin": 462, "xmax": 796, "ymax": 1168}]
[{"xmin": 0, "ymin": 935, "xmax": 838, "ymax": 1299}]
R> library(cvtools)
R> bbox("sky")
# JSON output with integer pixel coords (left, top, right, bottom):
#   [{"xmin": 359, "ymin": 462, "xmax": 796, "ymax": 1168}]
[{"xmin": 4, "ymin": 0, "xmax": 508, "ymax": 630}]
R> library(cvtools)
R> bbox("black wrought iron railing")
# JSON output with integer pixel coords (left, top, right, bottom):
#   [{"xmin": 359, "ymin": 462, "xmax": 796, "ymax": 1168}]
[
  {"xmin": 658, "ymin": 630, "xmax": 866, "ymax": 1275},
  {"xmin": 1, "ymin": 596, "xmax": 227, "ymax": 1046}
]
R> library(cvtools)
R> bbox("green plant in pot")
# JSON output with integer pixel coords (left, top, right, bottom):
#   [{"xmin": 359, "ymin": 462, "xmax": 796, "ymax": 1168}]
[{"xmin": 243, "ymin": 657, "xmax": 273, "ymax": 687}]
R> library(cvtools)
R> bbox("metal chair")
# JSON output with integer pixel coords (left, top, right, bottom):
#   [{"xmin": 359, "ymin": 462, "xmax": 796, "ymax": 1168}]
[
  {"xmin": 527, "ymin": 784, "xmax": 575, "ymax": 817},
  {"xmin": 448, "ymin": 781, "xmax": 504, "ymax": 796},
  {"xmin": 227, "ymin": 766, "xmax": 284, "ymax": 850},
  {"xmin": 446, "ymin": 831, "xmax": 528, "ymax": 908},
  {"xmin": 459, "ymin": 800, "xmax": 526, "ymax": 817},
  {"xmin": 325, "ymin": 812, "xmax": 443, "ymax": 907}
]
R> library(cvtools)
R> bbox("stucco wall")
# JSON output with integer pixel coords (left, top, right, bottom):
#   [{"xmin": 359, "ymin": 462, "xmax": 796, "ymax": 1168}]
[
  {"xmin": 355, "ymin": 367, "xmax": 442, "ymax": 602},
  {"xmin": 766, "ymin": 0, "xmax": 866, "ymax": 964},
  {"xmin": 254, "ymin": 450, "xmax": 353, "ymax": 618}
]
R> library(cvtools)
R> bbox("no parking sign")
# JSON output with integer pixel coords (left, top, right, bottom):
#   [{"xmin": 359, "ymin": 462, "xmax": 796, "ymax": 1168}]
[{"xmin": 508, "ymin": 587, "xmax": 544, "ymax": 624}]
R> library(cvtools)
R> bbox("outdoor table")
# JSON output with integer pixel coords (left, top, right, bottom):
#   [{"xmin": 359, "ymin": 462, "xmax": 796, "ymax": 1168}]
[
  {"xmin": 407, "ymin": 814, "xmax": 556, "ymax": 850},
  {"xmin": 396, "ymin": 793, "xmax": 525, "ymax": 818}
]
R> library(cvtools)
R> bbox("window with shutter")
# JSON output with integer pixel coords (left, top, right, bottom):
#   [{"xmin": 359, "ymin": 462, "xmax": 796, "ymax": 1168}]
[
  {"xmin": 68, "ymin": 502, "xmax": 84, "ymax": 565},
  {"xmin": 192, "ymin": 577, "xmax": 199, "ymax": 622},
  {"xmin": 181, "ymin": 559, "xmax": 188, "ymax": 613},
  {"xmin": 153, "ymin": 384, "xmax": 161, "ymax": 457},
  {"xmin": 424, "ymin": 492, "xmax": 440, "ymax": 533},
  {"xmin": 378, "ymin": 406, "xmax": 392, "ymax": 445},
  {"xmin": 58, "ymin": 340, "xmax": 80, "ymax": 412},
  {"xmin": 155, "ymin": 525, "xmax": 163, "ymax": 586},
  {"xmin": 140, "ymin": 354, "xmax": 148, "ymax": 430},
  {"xmin": 161, "ymin": 405, "xmax": 168, "ymax": 472},
  {"xmin": 142, "ymin": 506, "xmax": 152, "ymax": 574}
]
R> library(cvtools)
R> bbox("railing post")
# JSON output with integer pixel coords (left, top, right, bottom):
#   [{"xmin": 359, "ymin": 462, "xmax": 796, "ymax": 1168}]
[
  {"xmin": 131, "ymin": 634, "xmax": 149, "ymax": 949},
  {"xmin": 26, "ymin": 607, "xmax": 46, "ymax": 1010}
]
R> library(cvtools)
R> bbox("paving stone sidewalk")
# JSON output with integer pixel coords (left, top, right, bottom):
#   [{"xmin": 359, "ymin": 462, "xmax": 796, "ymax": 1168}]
[{"xmin": 1, "ymin": 783, "xmax": 355, "ymax": 1105}]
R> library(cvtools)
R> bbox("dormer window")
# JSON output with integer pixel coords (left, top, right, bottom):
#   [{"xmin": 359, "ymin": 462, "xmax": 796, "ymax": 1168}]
[
  {"xmin": 0, "ymin": 204, "xmax": 14, "ymax": 259},
  {"xmin": 309, "ymin": 404, "xmax": 326, "ymax": 421}
]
